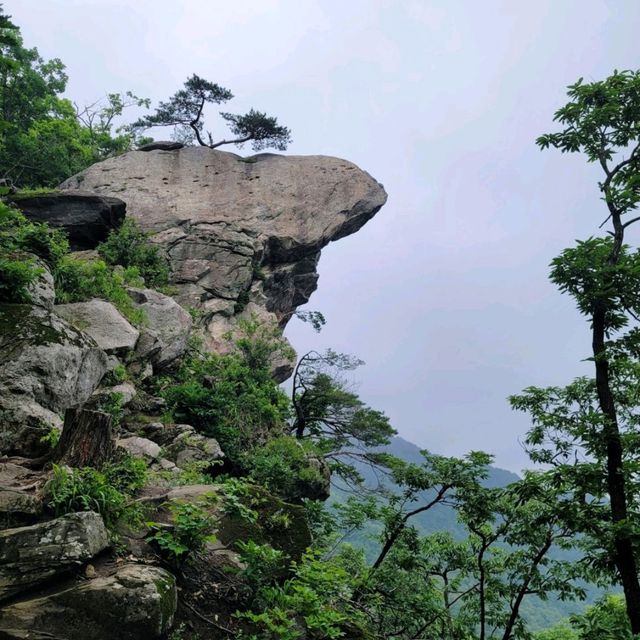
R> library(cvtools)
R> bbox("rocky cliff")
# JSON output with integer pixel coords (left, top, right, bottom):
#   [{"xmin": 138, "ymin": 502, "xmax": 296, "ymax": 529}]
[
  {"xmin": 60, "ymin": 147, "xmax": 386, "ymax": 367},
  {"xmin": 0, "ymin": 149, "xmax": 386, "ymax": 639}
]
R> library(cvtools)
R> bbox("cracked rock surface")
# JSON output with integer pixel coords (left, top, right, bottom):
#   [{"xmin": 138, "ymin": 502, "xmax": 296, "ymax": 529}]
[{"xmin": 60, "ymin": 148, "xmax": 387, "ymax": 365}]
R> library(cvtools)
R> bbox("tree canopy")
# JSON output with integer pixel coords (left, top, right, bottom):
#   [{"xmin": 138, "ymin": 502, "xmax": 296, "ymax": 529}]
[
  {"xmin": 0, "ymin": 5, "xmax": 147, "ymax": 188},
  {"xmin": 133, "ymin": 74, "xmax": 292, "ymax": 151},
  {"xmin": 512, "ymin": 69, "xmax": 640, "ymax": 636}
]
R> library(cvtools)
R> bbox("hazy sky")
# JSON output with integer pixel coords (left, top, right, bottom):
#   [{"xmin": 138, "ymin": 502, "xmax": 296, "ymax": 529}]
[{"xmin": 10, "ymin": 0, "xmax": 640, "ymax": 472}]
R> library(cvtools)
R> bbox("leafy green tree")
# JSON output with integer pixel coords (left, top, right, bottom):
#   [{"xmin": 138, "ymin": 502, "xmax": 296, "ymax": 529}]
[
  {"xmin": 133, "ymin": 74, "xmax": 292, "ymax": 151},
  {"xmin": 512, "ymin": 69, "xmax": 640, "ymax": 634},
  {"xmin": 570, "ymin": 595, "xmax": 632, "ymax": 640},
  {"xmin": 311, "ymin": 457, "xmax": 582, "ymax": 639},
  {"xmin": 0, "ymin": 6, "xmax": 146, "ymax": 187},
  {"xmin": 289, "ymin": 349, "xmax": 396, "ymax": 484},
  {"xmin": 74, "ymin": 91, "xmax": 150, "ymax": 158}
]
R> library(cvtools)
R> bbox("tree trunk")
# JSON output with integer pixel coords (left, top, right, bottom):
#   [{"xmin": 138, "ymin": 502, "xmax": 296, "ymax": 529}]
[
  {"xmin": 52, "ymin": 408, "xmax": 115, "ymax": 469},
  {"xmin": 592, "ymin": 306, "xmax": 640, "ymax": 635}
]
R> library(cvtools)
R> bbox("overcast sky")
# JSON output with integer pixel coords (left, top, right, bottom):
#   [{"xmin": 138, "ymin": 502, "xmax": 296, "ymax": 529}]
[{"xmin": 10, "ymin": 0, "xmax": 640, "ymax": 472}]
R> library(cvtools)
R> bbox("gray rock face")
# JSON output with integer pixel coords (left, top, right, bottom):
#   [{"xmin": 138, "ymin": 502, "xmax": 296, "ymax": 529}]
[
  {"xmin": 0, "ymin": 564, "xmax": 176, "ymax": 640},
  {"xmin": 55, "ymin": 299, "xmax": 139, "ymax": 356},
  {"xmin": 25, "ymin": 256, "xmax": 55, "ymax": 310},
  {"xmin": 0, "ymin": 512, "xmax": 109, "ymax": 601},
  {"xmin": 0, "ymin": 305, "xmax": 108, "ymax": 455},
  {"xmin": 12, "ymin": 191, "xmax": 126, "ymax": 251},
  {"xmin": 60, "ymin": 148, "xmax": 387, "ymax": 363},
  {"xmin": 127, "ymin": 287, "xmax": 192, "ymax": 369}
]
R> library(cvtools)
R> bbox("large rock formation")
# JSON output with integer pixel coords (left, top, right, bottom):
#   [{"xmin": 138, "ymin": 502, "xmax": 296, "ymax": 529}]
[
  {"xmin": 0, "ymin": 512, "xmax": 110, "ymax": 601},
  {"xmin": 0, "ymin": 305, "xmax": 109, "ymax": 455},
  {"xmin": 60, "ymin": 148, "xmax": 386, "ymax": 360},
  {"xmin": 0, "ymin": 147, "xmax": 387, "ymax": 639},
  {"xmin": 0, "ymin": 564, "xmax": 176, "ymax": 640}
]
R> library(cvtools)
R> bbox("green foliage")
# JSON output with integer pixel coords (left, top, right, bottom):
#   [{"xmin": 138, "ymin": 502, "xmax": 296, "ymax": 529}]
[
  {"xmin": 39, "ymin": 425, "xmax": 61, "ymax": 449},
  {"xmin": 104, "ymin": 455, "xmax": 147, "ymax": 494},
  {"xmin": 46, "ymin": 457, "xmax": 146, "ymax": 528},
  {"xmin": 537, "ymin": 595, "xmax": 633, "ymax": 640},
  {"xmin": 570, "ymin": 595, "xmax": 632, "ymax": 640},
  {"xmin": 236, "ymin": 548, "xmax": 365, "ymax": 640},
  {"xmin": 0, "ymin": 202, "xmax": 68, "ymax": 266},
  {"xmin": 218, "ymin": 477, "xmax": 260, "ymax": 523},
  {"xmin": 103, "ymin": 364, "xmax": 129, "ymax": 386},
  {"xmin": 244, "ymin": 436, "xmax": 325, "ymax": 502},
  {"xmin": 147, "ymin": 497, "xmax": 217, "ymax": 562},
  {"xmin": 54, "ymin": 256, "xmax": 146, "ymax": 325},
  {"xmin": 95, "ymin": 392, "xmax": 125, "ymax": 429},
  {"xmin": 0, "ymin": 9, "xmax": 145, "ymax": 188},
  {"xmin": 523, "ymin": 70, "xmax": 640, "ymax": 632},
  {"xmin": 160, "ymin": 321, "xmax": 290, "ymax": 463},
  {"xmin": 235, "ymin": 540, "xmax": 289, "ymax": 596},
  {"xmin": 97, "ymin": 218, "xmax": 169, "ymax": 288},
  {"xmin": 0, "ymin": 254, "xmax": 39, "ymax": 302},
  {"xmin": 534, "ymin": 625, "xmax": 578, "ymax": 640},
  {"xmin": 219, "ymin": 108, "xmax": 292, "ymax": 151},
  {"xmin": 537, "ymin": 70, "xmax": 640, "ymax": 217},
  {"xmin": 550, "ymin": 238, "xmax": 640, "ymax": 333},
  {"xmin": 0, "ymin": 201, "xmax": 68, "ymax": 302},
  {"xmin": 294, "ymin": 310, "xmax": 326, "ymax": 333},
  {"xmin": 133, "ymin": 73, "xmax": 291, "ymax": 151},
  {"xmin": 291, "ymin": 349, "xmax": 396, "ymax": 484}
]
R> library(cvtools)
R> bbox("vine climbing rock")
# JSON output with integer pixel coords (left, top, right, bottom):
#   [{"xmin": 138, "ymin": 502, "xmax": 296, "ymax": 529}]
[{"xmin": 60, "ymin": 147, "xmax": 387, "ymax": 375}]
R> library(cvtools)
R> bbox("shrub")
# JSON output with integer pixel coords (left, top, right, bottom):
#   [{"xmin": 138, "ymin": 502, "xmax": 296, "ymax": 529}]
[
  {"xmin": 147, "ymin": 497, "xmax": 217, "ymax": 562},
  {"xmin": 55, "ymin": 256, "xmax": 146, "ymax": 325},
  {"xmin": 235, "ymin": 549, "xmax": 362, "ymax": 640},
  {"xmin": 98, "ymin": 218, "xmax": 169, "ymax": 288},
  {"xmin": 0, "ymin": 202, "xmax": 69, "ymax": 268},
  {"xmin": 0, "ymin": 254, "xmax": 41, "ymax": 302},
  {"xmin": 104, "ymin": 455, "xmax": 147, "ymax": 494},
  {"xmin": 102, "ymin": 363, "xmax": 129, "ymax": 386},
  {"xmin": 235, "ymin": 540, "xmax": 289, "ymax": 596},
  {"xmin": 0, "ymin": 202, "xmax": 68, "ymax": 302},
  {"xmin": 161, "ymin": 350, "xmax": 289, "ymax": 463},
  {"xmin": 95, "ymin": 391, "xmax": 125, "ymax": 429},
  {"xmin": 46, "ymin": 457, "xmax": 146, "ymax": 528},
  {"xmin": 244, "ymin": 436, "xmax": 324, "ymax": 502}
]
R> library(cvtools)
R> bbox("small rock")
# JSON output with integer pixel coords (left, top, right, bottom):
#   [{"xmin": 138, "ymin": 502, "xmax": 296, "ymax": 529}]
[
  {"xmin": 128, "ymin": 288, "xmax": 192, "ymax": 369},
  {"xmin": 137, "ymin": 141, "xmax": 184, "ymax": 151},
  {"xmin": 25, "ymin": 256, "xmax": 55, "ymax": 310},
  {"xmin": 55, "ymin": 299, "xmax": 139, "ymax": 355},
  {"xmin": 92, "ymin": 382, "xmax": 137, "ymax": 406},
  {"xmin": 117, "ymin": 436, "xmax": 161, "ymax": 462}
]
